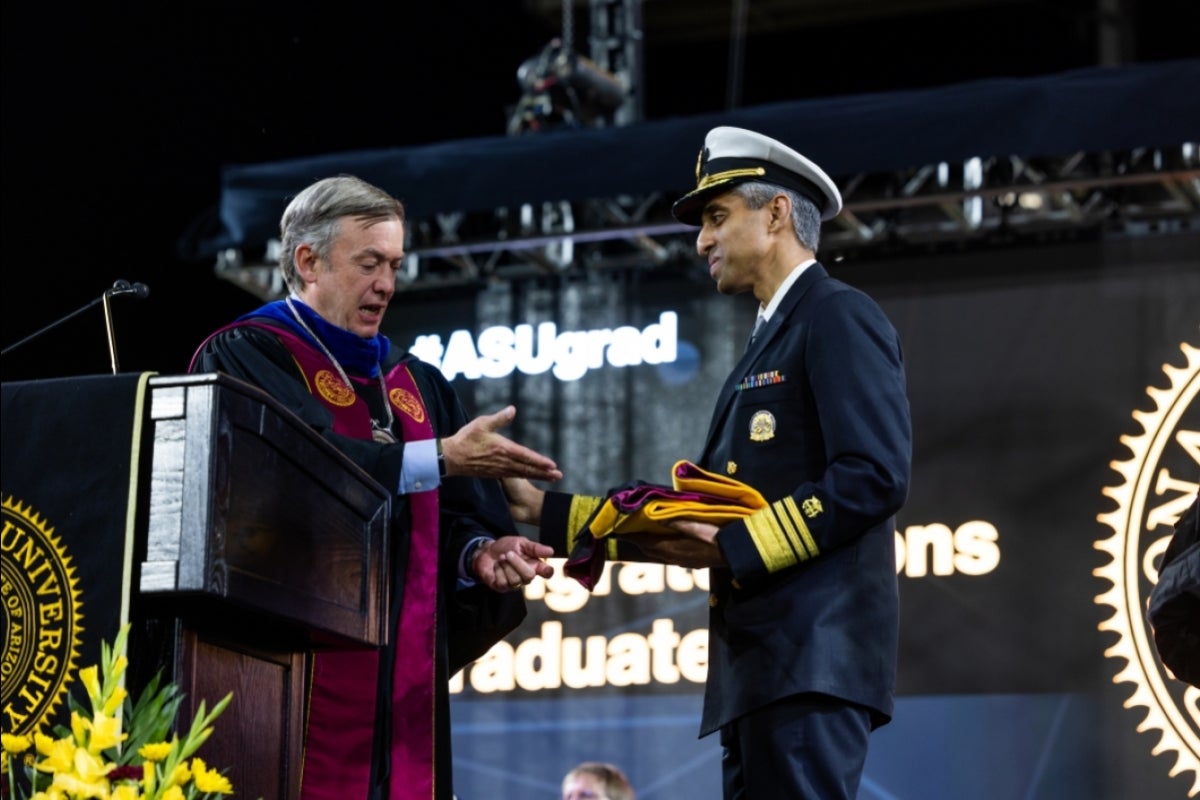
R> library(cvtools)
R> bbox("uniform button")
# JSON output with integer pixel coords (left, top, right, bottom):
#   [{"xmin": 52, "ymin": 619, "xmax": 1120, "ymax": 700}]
[
  {"xmin": 709, "ymin": 593, "xmax": 719, "ymax": 608},
  {"xmin": 414, "ymin": 481, "xmax": 423, "ymax": 490}
]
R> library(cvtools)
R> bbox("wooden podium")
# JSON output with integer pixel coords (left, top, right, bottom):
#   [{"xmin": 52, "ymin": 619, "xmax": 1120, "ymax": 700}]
[{"xmin": 136, "ymin": 373, "xmax": 391, "ymax": 800}]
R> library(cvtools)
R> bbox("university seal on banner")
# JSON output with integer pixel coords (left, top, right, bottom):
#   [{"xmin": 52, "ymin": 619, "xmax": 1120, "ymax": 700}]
[
  {"xmin": 389, "ymin": 387, "xmax": 426, "ymax": 424},
  {"xmin": 314, "ymin": 369, "xmax": 356, "ymax": 407},
  {"xmin": 1095, "ymin": 339, "xmax": 1200, "ymax": 796},
  {"xmin": 1, "ymin": 495, "xmax": 84, "ymax": 736}
]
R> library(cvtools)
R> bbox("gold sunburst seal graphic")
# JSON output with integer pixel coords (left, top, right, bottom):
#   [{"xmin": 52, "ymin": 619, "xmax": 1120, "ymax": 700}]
[
  {"xmin": 1095, "ymin": 339, "xmax": 1200, "ymax": 796},
  {"xmin": 1, "ymin": 494, "xmax": 85, "ymax": 736}
]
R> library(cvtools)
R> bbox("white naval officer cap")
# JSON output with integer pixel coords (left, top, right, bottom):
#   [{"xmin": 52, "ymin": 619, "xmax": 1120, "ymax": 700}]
[{"xmin": 671, "ymin": 126, "xmax": 843, "ymax": 225}]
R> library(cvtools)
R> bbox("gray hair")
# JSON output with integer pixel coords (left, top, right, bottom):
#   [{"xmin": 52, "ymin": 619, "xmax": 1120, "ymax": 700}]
[
  {"xmin": 733, "ymin": 181, "xmax": 822, "ymax": 252},
  {"xmin": 279, "ymin": 175, "xmax": 406, "ymax": 292}
]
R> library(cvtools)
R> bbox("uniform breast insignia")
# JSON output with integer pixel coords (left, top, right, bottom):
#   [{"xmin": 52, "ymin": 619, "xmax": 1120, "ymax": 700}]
[
  {"xmin": 314, "ymin": 369, "xmax": 356, "ymax": 407},
  {"xmin": 735, "ymin": 370, "xmax": 786, "ymax": 392},
  {"xmin": 801, "ymin": 495, "xmax": 824, "ymax": 518},
  {"xmin": 389, "ymin": 387, "xmax": 427, "ymax": 423},
  {"xmin": 749, "ymin": 410, "xmax": 776, "ymax": 442},
  {"xmin": 727, "ymin": 461, "xmax": 738, "ymax": 474}
]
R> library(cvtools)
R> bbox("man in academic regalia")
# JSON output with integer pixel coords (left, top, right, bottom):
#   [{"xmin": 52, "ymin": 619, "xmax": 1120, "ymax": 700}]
[{"xmin": 192, "ymin": 174, "xmax": 560, "ymax": 800}]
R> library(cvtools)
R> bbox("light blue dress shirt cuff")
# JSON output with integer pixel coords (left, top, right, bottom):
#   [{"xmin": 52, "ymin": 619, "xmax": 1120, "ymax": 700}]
[
  {"xmin": 458, "ymin": 536, "xmax": 494, "ymax": 588},
  {"xmin": 398, "ymin": 438, "xmax": 440, "ymax": 494}
]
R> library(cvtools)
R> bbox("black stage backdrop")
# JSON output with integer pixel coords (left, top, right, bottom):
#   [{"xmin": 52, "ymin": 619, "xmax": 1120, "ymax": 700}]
[
  {"xmin": 372, "ymin": 231, "xmax": 1200, "ymax": 798},
  {"xmin": 6, "ymin": 231, "xmax": 1191, "ymax": 796}
]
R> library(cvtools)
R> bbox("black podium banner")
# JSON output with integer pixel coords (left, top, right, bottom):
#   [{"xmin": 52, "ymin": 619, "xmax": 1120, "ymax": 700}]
[{"xmin": 1, "ymin": 372, "xmax": 150, "ymax": 735}]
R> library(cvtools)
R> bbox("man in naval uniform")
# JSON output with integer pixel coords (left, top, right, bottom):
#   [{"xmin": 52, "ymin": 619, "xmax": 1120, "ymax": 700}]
[{"xmin": 505, "ymin": 127, "xmax": 912, "ymax": 800}]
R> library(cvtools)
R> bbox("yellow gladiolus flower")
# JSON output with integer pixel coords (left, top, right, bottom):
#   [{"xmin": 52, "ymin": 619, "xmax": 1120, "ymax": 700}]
[
  {"xmin": 34, "ymin": 731, "xmax": 57, "ymax": 755},
  {"xmin": 70, "ymin": 710, "xmax": 89, "ymax": 744},
  {"xmin": 51, "ymin": 765, "xmax": 110, "ymax": 798},
  {"xmin": 164, "ymin": 761, "xmax": 191, "ymax": 786},
  {"xmin": 191, "ymin": 757, "xmax": 235, "ymax": 794},
  {"xmin": 70, "ymin": 746, "xmax": 111, "ymax": 781},
  {"xmin": 103, "ymin": 685, "xmax": 128, "ymax": 716},
  {"xmin": 79, "ymin": 665, "xmax": 101, "ymax": 702},
  {"xmin": 18, "ymin": 629, "xmax": 238, "ymax": 800},
  {"xmin": 138, "ymin": 742, "xmax": 173, "ymax": 762},
  {"xmin": 34, "ymin": 736, "xmax": 76, "ymax": 773},
  {"xmin": 112, "ymin": 654, "xmax": 128, "ymax": 679},
  {"xmin": 88, "ymin": 711, "xmax": 127, "ymax": 752},
  {"xmin": 2, "ymin": 732, "xmax": 32, "ymax": 753}
]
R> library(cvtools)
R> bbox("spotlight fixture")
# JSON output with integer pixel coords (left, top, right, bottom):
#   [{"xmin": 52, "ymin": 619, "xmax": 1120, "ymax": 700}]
[{"xmin": 507, "ymin": 38, "xmax": 628, "ymax": 136}]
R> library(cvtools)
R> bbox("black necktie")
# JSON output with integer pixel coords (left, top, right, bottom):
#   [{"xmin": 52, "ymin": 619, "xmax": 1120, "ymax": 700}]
[{"xmin": 746, "ymin": 315, "xmax": 765, "ymax": 352}]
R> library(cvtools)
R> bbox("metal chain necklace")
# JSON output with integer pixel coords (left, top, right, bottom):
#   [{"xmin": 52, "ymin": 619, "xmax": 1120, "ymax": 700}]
[{"xmin": 285, "ymin": 297, "xmax": 397, "ymax": 443}]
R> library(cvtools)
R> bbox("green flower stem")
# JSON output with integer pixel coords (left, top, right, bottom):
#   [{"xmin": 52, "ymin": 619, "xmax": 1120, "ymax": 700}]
[{"xmin": 146, "ymin": 692, "xmax": 233, "ymax": 800}]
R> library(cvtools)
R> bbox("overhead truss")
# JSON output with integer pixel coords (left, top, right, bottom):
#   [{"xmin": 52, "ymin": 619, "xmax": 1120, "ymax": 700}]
[{"xmin": 216, "ymin": 143, "xmax": 1200, "ymax": 301}]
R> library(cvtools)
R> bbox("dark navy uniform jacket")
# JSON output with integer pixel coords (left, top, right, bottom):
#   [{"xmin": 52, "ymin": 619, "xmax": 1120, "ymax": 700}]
[{"xmin": 544, "ymin": 262, "xmax": 912, "ymax": 736}]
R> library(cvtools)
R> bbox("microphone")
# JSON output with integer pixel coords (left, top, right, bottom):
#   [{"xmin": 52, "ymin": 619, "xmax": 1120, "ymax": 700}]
[
  {"xmin": 106, "ymin": 280, "xmax": 151, "ymax": 300},
  {"xmin": 1, "ymin": 280, "xmax": 152, "ymax": 373}
]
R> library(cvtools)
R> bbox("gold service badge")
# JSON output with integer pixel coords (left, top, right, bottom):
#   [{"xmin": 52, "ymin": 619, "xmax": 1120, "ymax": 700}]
[{"xmin": 749, "ymin": 410, "xmax": 776, "ymax": 442}]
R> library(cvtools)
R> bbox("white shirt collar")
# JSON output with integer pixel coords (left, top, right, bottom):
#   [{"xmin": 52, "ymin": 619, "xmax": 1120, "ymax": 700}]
[{"xmin": 758, "ymin": 259, "xmax": 816, "ymax": 324}]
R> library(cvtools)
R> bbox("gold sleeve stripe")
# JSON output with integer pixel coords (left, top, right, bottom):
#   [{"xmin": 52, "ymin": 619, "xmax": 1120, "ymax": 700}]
[
  {"xmin": 766, "ymin": 503, "xmax": 808, "ymax": 564},
  {"xmin": 745, "ymin": 509, "xmax": 796, "ymax": 573},
  {"xmin": 780, "ymin": 497, "xmax": 819, "ymax": 560},
  {"xmin": 567, "ymin": 496, "xmax": 604, "ymax": 553},
  {"xmin": 606, "ymin": 537, "xmax": 621, "ymax": 560}
]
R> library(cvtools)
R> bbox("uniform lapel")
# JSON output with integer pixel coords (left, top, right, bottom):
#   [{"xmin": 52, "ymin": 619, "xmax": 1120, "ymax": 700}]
[{"xmin": 699, "ymin": 263, "xmax": 827, "ymax": 460}]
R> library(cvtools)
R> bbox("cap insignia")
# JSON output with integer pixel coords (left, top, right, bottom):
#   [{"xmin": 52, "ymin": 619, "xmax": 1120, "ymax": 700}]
[{"xmin": 696, "ymin": 166, "xmax": 766, "ymax": 192}]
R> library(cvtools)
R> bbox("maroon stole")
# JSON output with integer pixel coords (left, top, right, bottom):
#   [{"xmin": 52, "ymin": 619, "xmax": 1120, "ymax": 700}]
[{"xmin": 229, "ymin": 322, "xmax": 440, "ymax": 799}]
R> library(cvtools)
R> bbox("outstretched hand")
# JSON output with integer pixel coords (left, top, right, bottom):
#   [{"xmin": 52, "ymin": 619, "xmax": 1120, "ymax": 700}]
[
  {"xmin": 502, "ymin": 477, "xmax": 546, "ymax": 526},
  {"xmin": 472, "ymin": 535, "xmax": 555, "ymax": 592},
  {"xmin": 442, "ymin": 405, "xmax": 563, "ymax": 482}
]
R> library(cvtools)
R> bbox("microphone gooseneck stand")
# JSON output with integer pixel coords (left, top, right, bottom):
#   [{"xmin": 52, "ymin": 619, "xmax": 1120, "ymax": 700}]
[{"xmin": 1, "ymin": 279, "xmax": 151, "ymax": 374}]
